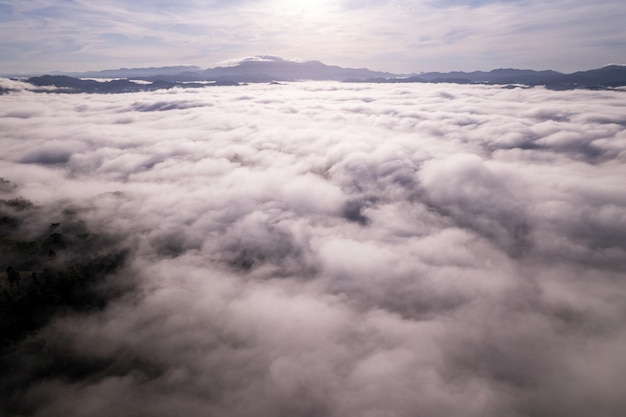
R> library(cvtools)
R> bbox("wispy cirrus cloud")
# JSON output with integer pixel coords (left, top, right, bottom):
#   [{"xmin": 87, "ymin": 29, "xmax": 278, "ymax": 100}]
[{"xmin": 1, "ymin": 0, "xmax": 625, "ymax": 73}]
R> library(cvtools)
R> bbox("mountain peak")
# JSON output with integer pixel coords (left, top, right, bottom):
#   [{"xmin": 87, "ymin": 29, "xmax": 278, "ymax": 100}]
[{"xmin": 219, "ymin": 55, "xmax": 303, "ymax": 67}]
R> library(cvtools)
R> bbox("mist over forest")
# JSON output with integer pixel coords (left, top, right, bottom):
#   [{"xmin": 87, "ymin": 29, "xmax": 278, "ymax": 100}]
[{"xmin": 1, "ymin": 80, "xmax": 626, "ymax": 417}]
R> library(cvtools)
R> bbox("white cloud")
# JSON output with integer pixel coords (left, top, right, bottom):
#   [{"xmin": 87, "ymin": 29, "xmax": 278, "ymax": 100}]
[{"xmin": 1, "ymin": 81, "xmax": 626, "ymax": 416}]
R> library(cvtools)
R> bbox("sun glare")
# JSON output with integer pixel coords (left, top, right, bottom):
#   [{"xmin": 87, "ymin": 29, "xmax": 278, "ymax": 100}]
[{"xmin": 274, "ymin": 0, "xmax": 331, "ymax": 18}]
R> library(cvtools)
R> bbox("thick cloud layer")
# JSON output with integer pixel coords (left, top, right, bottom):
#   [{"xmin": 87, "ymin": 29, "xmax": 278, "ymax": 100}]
[{"xmin": 1, "ymin": 82, "xmax": 626, "ymax": 417}]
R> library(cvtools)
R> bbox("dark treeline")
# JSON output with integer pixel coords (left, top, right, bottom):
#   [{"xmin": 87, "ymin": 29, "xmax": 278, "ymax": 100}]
[
  {"xmin": 24, "ymin": 75, "xmax": 239, "ymax": 94},
  {"xmin": 0, "ymin": 181, "xmax": 130, "ymax": 416}
]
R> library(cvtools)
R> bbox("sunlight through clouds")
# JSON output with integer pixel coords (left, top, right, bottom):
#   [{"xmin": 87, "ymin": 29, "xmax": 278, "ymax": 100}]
[
  {"xmin": 271, "ymin": 0, "xmax": 334, "ymax": 17},
  {"xmin": 1, "ymin": 0, "xmax": 624, "ymax": 73}
]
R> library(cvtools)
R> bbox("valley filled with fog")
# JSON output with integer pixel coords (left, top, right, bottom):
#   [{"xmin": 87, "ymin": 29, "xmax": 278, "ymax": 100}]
[{"xmin": 1, "ymin": 81, "xmax": 626, "ymax": 417}]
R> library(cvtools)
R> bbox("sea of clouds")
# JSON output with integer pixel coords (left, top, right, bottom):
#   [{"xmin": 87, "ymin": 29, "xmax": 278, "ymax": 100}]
[{"xmin": 1, "ymin": 80, "xmax": 626, "ymax": 417}]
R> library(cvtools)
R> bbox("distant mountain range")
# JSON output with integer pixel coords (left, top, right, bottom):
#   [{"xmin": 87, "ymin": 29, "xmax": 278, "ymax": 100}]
[
  {"xmin": 352, "ymin": 65, "xmax": 626, "ymax": 89},
  {"xmin": 22, "ymin": 74, "xmax": 238, "ymax": 94},
  {"xmin": 62, "ymin": 65, "xmax": 203, "ymax": 79},
  {"xmin": 4, "ymin": 56, "xmax": 626, "ymax": 93},
  {"xmin": 45, "ymin": 56, "xmax": 396, "ymax": 83}
]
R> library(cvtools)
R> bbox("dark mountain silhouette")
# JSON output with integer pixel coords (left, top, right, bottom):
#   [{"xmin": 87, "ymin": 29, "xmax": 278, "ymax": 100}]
[
  {"xmin": 27, "ymin": 75, "xmax": 177, "ymax": 93},
  {"xmin": 59, "ymin": 65, "xmax": 202, "ymax": 79},
  {"xmin": 25, "ymin": 75, "xmax": 237, "ymax": 93},
  {"xmin": 14, "ymin": 58, "xmax": 626, "ymax": 93},
  {"xmin": 126, "ymin": 57, "xmax": 396, "ymax": 83},
  {"xmin": 200, "ymin": 58, "xmax": 396, "ymax": 82},
  {"xmin": 414, "ymin": 68, "xmax": 563, "ymax": 84},
  {"xmin": 350, "ymin": 65, "xmax": 626, "ymax": 89},
  {"xmin": 547, "ymin": 65, "xmax": 626, "ymax": 88}
]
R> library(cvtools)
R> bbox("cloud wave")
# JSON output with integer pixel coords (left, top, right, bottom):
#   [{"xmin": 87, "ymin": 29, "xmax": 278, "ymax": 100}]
[{"xmin": 1, "ymin": 81, "xmax": 626, "ymax": 417}]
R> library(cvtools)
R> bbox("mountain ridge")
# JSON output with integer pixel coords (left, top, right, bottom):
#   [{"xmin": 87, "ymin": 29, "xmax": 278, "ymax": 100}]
[
  {"xmin": 63, "ymin": 59, "xmax": 626, "ymax": 88},
  {"xmin": 5, "ymin": 58, "xmax": 626, "ymax": 93}
]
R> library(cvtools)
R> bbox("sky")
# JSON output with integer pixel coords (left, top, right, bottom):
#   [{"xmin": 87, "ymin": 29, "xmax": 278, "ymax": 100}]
[
  {"xmin": 1, "ymin": 80, "xmax": 626, "ymax": 416},
  {"xmin": 1, "ymin": 0, "xmax": 625, "ymax": 74}
]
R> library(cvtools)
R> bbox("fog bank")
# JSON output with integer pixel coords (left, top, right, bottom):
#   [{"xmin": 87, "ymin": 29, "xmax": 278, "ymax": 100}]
[{"xmin": 1, "ymin": 82, "xmax": 626, "ymax": 417}]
